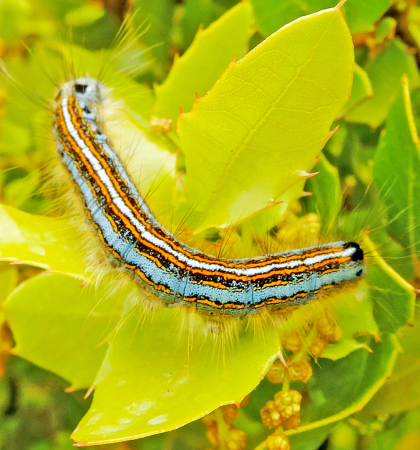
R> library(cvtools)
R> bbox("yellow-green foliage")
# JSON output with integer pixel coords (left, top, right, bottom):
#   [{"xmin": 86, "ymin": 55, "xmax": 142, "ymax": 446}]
[{"xmin": 0, "ymin": 1, "xmax": 419, "ymax": 450}]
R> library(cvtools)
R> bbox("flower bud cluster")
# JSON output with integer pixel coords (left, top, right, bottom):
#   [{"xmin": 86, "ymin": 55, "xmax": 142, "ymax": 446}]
[
  {"xmin": 202, "ymin": 405, "xmax": 247, "ymax": 450},
  {"xmin": 261, "ymin": 389, "xmax": 302, "ymax": 430},
  {"xmin": 266, "ymin": 430, "xmax": 291, "ymax": 450}
]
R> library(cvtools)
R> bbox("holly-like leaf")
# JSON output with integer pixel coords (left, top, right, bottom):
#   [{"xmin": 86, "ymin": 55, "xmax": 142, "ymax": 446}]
[
  {"xmin": 154, "ymin": 1, "xmax": 254, "ymax": 121},
  {"xmin": 0, "ymin": 204, "xmax": 88, "ymax": 278},
  {"xmin": 322, "ymin": 291, "xmax": 379, "ymax": 361},
  {"xmin": 4, "ymin": 273, "xmax": 124, "ymax": 391},
  {"xmin": 339, "ymin": 63, "xmax": 373, "ymax": 118},
  {"xmin": 305, "ymin": 153, "xmax": 342, "ymax": 234},
  {"xmin": 373, "ymin": 75, "xmax": 420, "ymax": 261},
  {"xmin": 363, "ymin": 234, "xmax": 416, "ymax": 334},
  {"xmin": 178, "ymin": 5, "xmax": 354, "ymax": 231},
  {"xmin": 362, "ymin": 311, "xmax": 420, "ymax": 416},
  {"xmin": 71, "ymin": 306, "xmax": 280, "ymax": 445},
  {"xmin": 346, "ymin": 39, "xmax": 420, "ymax": 127},
  {"xmin": 249, "ymin": 0, "xmax": 392, "ymax": 37},
  {"xmin": 287, "ymin": 334, "xmax": 399, "ymax": 437}
]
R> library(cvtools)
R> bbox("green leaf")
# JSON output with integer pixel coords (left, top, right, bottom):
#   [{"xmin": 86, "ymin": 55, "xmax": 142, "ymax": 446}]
[
  {"xmin": 363, "ymin": 234, "xmax": 416, "ymax": 334},
  {"xmin": 339, "ymin": 63, "xmax": 373, "ymax": 118},
  {"xmin": 4, "ymin": 273, "xmax": 123, "ymax": 391},
  {"xmin": 177, "ymin": 0, "xmax": 222, "ymax": 49},
  {"xmin": 249, "ymin": 0, "xmax": 392, "ymax": 37},
  {"xmin": 346, "ymin": 39, "xmax": 420, "ymax": 127},
  {"xmin": 288, "ymin": 424, "xmax": 337, "ymax": 450},
  {"xmin": 64, "ymin": 3, "xmax": 105, "ymax": 27},
  {"xmin": 154, "ymin": 1, "xmax": 253, "ymax": 121},
  {"xmin": 0, "ymin": 204, "xmax": 88, "ymax": 278},
  {"xmin": 0, "ymin": 119, "xmax": 31, "ymax": 155},
  {"xmin": 373, "ymin": 75, "xmax": 420, "ymax": 259},
  {"xmin": 71, "ymin": 307, "xmax": 280, "ymax": 445},
  {"xmin": 249, "ymin": 0, "xmax": 336, "ymax": 37},
  {"xmin": 0, "ymin": 262, "xmax": 18, "ymax": 304},
  {"xmin": 322, "ymin": 291, "xmax": 379, "ymax": 361},
  {"xmin": 375, "ymin": 16, "xmax": 397, "ymax": 43},
  {"xmin": 363, "ymin": 407, "xmax": 420, "ymax": 450},
  {"xmin": 3, "ymin": 169, "xmax": 40, "ymax": 210},
  {"xmin": 305, "ymin": 153, "xmax": 342, "ymax": 234},
  {"xmin": 286, "ymin": 334, "xmax": 399, "ymax": 437},
  {"xmin": 178, "ymin": 6, "xmax": 354, "ymax": 230},
  {"xmin": 343, "ymin": 0, "xmax": 393, "ymax": 34},
  {"xmin": 131, "ymin": 0, "xmax": 175, "ymax": 71},
  {"xmin": 362, "ymin": 311, "xmax": 420, "ymax": 416}
]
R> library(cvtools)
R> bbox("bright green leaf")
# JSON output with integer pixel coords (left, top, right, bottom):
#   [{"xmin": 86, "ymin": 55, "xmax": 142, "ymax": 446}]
[
  {"xmin": 409, "ymin": 5, "xmax": 420, "ymax": 50},
  {"xmin": 249, "ymin": 0, "xmax": 336, "ymax": 37},
  {"xmin": 0, "ymin": 119, "xmax": 31, "ymax": 155},
  {"xmin": 0, "ymin": 204, "xmax": 88, "ymax": 278},
  {"xmin": 132, "ymin": 0, "xmax": 175, "ymax": 72},
  {"xmin": 373, "ymin": 75, "xmax": 420, "ymax": 260},
  {"xmin": 339, "ymin": 63, "xmax": 373, "ymax": 118},
  {"xmin": 343, "ymin": 0, "xmax": 393, "ymax": 34},
  {"xmin": 3, "ymin": 169, "xmax": 40, "ymax": 210},
  {"xmin": 0, "ymin": 262, "xmax": 18, "ymax": 304},
  {"xmin": 363, "ymin": 311, "xmax": 420, "ymax": 416},
  {"xmin": 346, "ymin": 39, "xmax": 420, "ymax": 127},
  {"xmin": 64, "ymin": 4, "xmax": 104, "ymax": 27},
  {"xmin": 286, "ymin": 424, "xmax": 336, "ymax": 450},
  {"xmin": 375, "ymin": 16, "xmax": 397, "ymax": 43},
  {"xmin": 364, "ymin": 407, "xmax": 420, "ymax": 450},
  {"xmin": 305, "ymin": 153, "xmax": 342, "ymax": 233},
  {"xmin": 177, "ymin": 0, "xmax": 222, "ymax": 49},
  {"xmin": 4, "ymin": 273, "xmax": 123, "ymax": 390},
  {"xmin": 154, "ymin": 2, "xmax": 253, "ymax": 121},
  {"xmin": 322, "ymin": 291, "xmax": 379, "ymax": 361},
  {"xmin": 249, "ymin": 0, "xmax": 392, "ymax": 37},
  {"xmin": 71, "ymin": 307, "xmax": 280, "ymax": 445},
  {"xmin": 178, "ymin": 6, "xmax": 353, "ymax": 230},
  {"xmin": 286, "ymin": 334, "xmax": 398, "ymax": 437},
  {"xmin": 364, "ymin": 234, "xmax": 416, "ymax": 334}
]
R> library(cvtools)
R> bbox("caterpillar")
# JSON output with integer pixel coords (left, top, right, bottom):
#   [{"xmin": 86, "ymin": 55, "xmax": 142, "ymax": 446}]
[{"xmin": 53, "ymin": 76, "xmax": 366, "ymax": 325}]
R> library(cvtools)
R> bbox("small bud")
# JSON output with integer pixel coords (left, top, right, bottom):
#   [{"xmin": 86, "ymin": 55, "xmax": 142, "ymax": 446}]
[
  {"xmin": 266, "ymin": 362, "xmax": 286, "ymax": 384},
  {"xmin": 206, "ymin": 422, "xmax": 220, "ymax": 447},
  {"xmin": 261, "ymin": 400, "xmax": 282, "ymax": 428},
  {"xmin": 282, "ymin": 330, "xmax": 302, "ymax": 352},
  {"xmin": 222, "ymin": 404, "xmax": 239, "ymax": 423},
  {"xmin": 266, "ymin": 431, "xmax": 291, "ymax": 450},
  {"xmin": 288, "ymin": 360, "xmax": 313, "ymax": 383},
  {"xmin": 309, "ymin": 336, "xmax": 328, "ymax": 359},
  {"xmin": 150, "ymin": 116, "xmax": 173, "ymax": 135},
  {"xmin": 226, "ymin": 425, "xmax": 247, "ymax": 450}
]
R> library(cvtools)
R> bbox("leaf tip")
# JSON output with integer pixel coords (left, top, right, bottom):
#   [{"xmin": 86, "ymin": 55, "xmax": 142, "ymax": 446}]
[
  {"xmin": 84, "ymin": 384, "xmax": 95, "ymax": 399},
  {"xmin": 330, "ymin": 125, "xmax": 340, "ymax": 136},
  {"xmin": 301, "ymin": 191, "xmax": 312, "ymax": 198},
  {"xmin": 298, "ymin": 170, "xmax": 319, "ymax": 179},
  {"xmin": 336, "ymin": 0, "xmax": 348, "ymax": 9}
]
